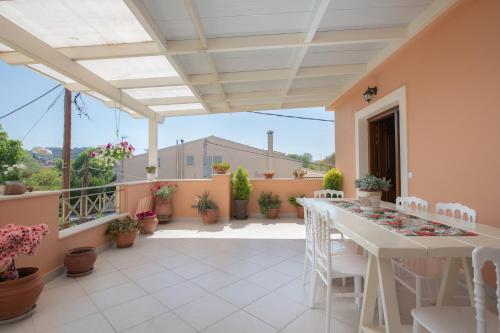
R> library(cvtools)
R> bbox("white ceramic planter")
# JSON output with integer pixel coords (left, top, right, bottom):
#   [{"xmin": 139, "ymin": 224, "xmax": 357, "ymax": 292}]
[{"xmin": 357, "ymin": 190, "xmax": 382, "ymax": 210}]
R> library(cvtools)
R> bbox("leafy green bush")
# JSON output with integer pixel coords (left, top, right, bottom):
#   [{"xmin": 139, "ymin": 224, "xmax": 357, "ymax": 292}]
[
  {"xmin": 288, "ymin": 195, "xmax": 305, "ymax": 208},
  {"xmin": 105, "ymin": 216, "xmax": 140, "ymax": 237},
  {"xmin": 354, "ymin": 174, "xmax": 392, "ymax": 192},
  {"xmin": 232, "ymin": 167, "xmax": 252, "ymax": 200},
  {"xmin": 323, "ymin": 168, "xmax": 342, "ymax": 190},
  {"xmin": 195, "ymin": 191, "xmax": 218, "ymax": 214},
  {"xmin": 258, "ymin": 192, "xmax": 281, "ymax": 215},
  {"xmin": 25, "ymin": 168, "xmax": 62, "ymax": 190}
]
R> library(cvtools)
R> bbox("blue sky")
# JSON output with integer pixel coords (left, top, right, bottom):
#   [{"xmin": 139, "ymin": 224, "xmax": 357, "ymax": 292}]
[{"xmin": 0, "ymin": 61, "xmax": 335, "ymax": 160}]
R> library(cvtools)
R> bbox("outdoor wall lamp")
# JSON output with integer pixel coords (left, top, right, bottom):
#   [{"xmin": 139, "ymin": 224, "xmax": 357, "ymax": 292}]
[{"xmin": 363, "ymin": 86, "xmax": 378, "ymax": 103}]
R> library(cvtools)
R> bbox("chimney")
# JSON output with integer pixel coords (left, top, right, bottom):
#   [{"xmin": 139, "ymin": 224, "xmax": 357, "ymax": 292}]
[{"xmin": 267, "ymin": 130, "xmax": 274, "ymax": 171}]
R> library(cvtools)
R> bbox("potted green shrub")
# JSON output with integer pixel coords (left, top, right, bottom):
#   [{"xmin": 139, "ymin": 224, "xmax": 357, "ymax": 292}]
[
  {"xmin": 0, "ymin": 224, "xmax": 49, "ymax": 321},
  {"xmin": 105, "ymin": 216, "xmax": 140, "ymax": 248},
  {"xmin": 152, "ymin": 184, "xmax": 176, "ymax": 224},
  {"xmin": 212, "ymin": 162, "xmax": 231, "ymax": 174},
  {"xmin": 354, "ymin": 174, "xmax": 392, "ymax": 210},
  {"xmin": 195, "ymin": 191, "xmax": 219, "ymax": 224},
  {"xmin": 145, "ymin": 166, "xmax": 157, "ymax": 180},
  {"xmin": 288, "ymin": 195, "xmax": 305, "ymax": 218},
  {"xmin": 1, "ymin": 164, "xmax": 27, "ymax": 195},
  {"xmin": 323, "ymin": 168, "xmax": 342, "ymax": 190},
  {"xmin": 232, "ymin": 167, "xmax": 252, "ymax": 220},
  {"xmin": 258, "ymin": 192, "xmax": 281, "ymax": 219}
]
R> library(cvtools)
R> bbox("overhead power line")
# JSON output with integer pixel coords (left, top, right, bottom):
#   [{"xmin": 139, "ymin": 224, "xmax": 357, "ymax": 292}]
[
  {"xmin": 205, "ymin": 140, "xmax": 333, "ymax": 169},
  {"xmin": 0, "ymin": 84, "xmax": 62, "ymax": 120},
  {"xmin": 247, "ymin": 111, "xmax": 334, "ymax": 122},
  {"xmin": 22, "ymin": 88, "xmax": 64, "ymax": 141}
]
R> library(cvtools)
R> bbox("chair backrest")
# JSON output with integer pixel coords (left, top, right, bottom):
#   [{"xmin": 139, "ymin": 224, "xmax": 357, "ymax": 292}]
[
  {"xmin": 312, "ymin": 208, "xmax": 332, "ymax": 272},
  {"xmin": 471, "ymin": 246, "xmax": 500, "ymax": 333},
  {"xmin": 302, "ymin": 199, "xmax": 314, "ymax": 243},
  {"xmin": 436, "ymin": 202, "xmax": 477, "ymax": 224},
  {"xmin": 395, "ymin": 196, "xmax": 428, "ymax": 212},
  {"xmin": 314, "ymin": 189, "xmax": 344, "ymax": 199}
]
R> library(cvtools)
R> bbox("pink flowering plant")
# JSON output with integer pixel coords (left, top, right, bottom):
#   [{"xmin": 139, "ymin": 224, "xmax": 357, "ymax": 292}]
[
  {"xmin": 151, "ymin": 183, "xmax": 177, "ymax": 199},
  {"xmin": 136, "ymin": 211, "xmax": 157, "ymax": 220},
  {"xmin": 0, "ymin": 224, "xmax": 49, "ymax": 281},
  {"xmin": 89, "ymin": 141, "xmax": 135, "ymax": 168}
]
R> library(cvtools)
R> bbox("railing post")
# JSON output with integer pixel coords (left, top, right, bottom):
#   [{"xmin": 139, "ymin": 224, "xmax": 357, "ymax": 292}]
[{"xmin": 147, "ymin": 118, "xmax": 158, "ymax": 180}]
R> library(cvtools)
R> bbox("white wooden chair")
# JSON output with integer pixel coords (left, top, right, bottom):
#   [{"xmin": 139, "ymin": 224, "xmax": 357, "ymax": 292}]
[
  {"xmin": 314, "ymin": 189, "xmax": 345, "ymax": 199},
  {"xmin": 411, "ymin": 246, "xmax": 500, "ymax": 333},
  {"xmin": 393, "ymin": 196, "xmax": 440, "ymax": 308},
  {"xmin": 310, "ymin": 207, "xmax": 368, "ymax": 333},
  {"xmin": 396, "ymin": 196, "xmax": 429, "ymax": 211},
  {"xmin": 436, "ymin": 202, "xmax": 477, "ymax": 224}
]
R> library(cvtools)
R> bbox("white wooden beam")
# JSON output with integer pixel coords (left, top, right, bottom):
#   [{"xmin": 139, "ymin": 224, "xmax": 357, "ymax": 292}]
[
  {"xmin": 65, "ymin": 76, "xmax": 185, "ymax": 91},
  {"xmin": 0, "ymin": 27, "xmax": 407, "ymax": 65},
  {"xmin": 106, "ymin": 95, "xmax": 199, "ymax": 107},
  {"xmin": 0, "ymin": 15, "xmax": 157, "ymax": 120},
  {"xmin": 123, "ymin": 0, "xmax": 211, "ymax": 113}
]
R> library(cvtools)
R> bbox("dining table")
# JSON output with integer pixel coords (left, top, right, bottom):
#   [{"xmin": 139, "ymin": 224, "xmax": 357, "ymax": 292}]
[{"xmin": 297, "ymin": 198, "xmax": 500, "ymax": 333}]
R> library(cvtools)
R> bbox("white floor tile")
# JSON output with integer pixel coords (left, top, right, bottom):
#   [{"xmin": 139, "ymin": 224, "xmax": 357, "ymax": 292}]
[
  {"xmin": 102, "ymin": 295, "xmax": 168, "ymax": 332},
  {"xmin": 123, "ymin": 312, "xmax": 196, "ymax": 333},
  {"xmin": 246, "ymin": 253, "xmax": 287, "ymax": 267},
  {"xmin": 33, "ymin": 296, "xmax": 98, "ymax": 333},
  {"xmin": 222, "ymin": 260, "xmax": 265, "ymax": 278},
  {"xmin": 174, "ymin": 294, "xmax": 237, "ymax": 331},
  {"xmin": 172, "ymin": 261, "xmax": 215, "ymax": 279},
  {"xmin": 271, "ymin": 260, "xmax": 305, "ymax": 278},
  {"xmin": 38, "ymin": 281, "xmax": 86, "ymax": 308},
  {"xmin": 214, "ymin": 280, "xmax": 270, "ymax": 308},
  {"xmin": 245, "ymin": 268, "xmax": 295, "ymax": 291},
  {"xmin": 47, "ymin": 313, "xmax": 115, "ymax": 333},
  {"xmin": 152, "ymin": 281, "xmax": 207, "ymax": 309},
  {"xmin": 156, "ymin": 254, "xmax": 197, "ymax": 270},
  {"xmin": 191, "ymin": 270, "xmax": 240, "ymax": 292},
  {"xmin": 136, "ymin": 270, "xmax": 184, "ymax": 292},
  {"xmin": 244, "ymin": 292, "xmax": 307, "ymax": 329},
  {"xmin": 90, "ymin": 282, "xmax": 147, "ymax": 310},
  {"xmin": 121, "ymin": 262, "xmax": 166, "ymax": 281},
  {"xmin": 0, "ymin": 317, "xmax": 35, "ymax": 333},
  {"xmin": 281, "ymin": 309, "xmax": 358, "ymax": 333},
  {"xmin": 202, "ymin": 310, "xmax": 277, "ymax": 333},
  {"xmin": 77, "ymin": 271, "xmax": 130, "ymax": 294}
]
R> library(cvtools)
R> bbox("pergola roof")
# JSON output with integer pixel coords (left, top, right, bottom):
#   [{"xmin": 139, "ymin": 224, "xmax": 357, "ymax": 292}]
[{"xmin": 0, "ymin": 0, "xmax": 455, "ymax": 121}]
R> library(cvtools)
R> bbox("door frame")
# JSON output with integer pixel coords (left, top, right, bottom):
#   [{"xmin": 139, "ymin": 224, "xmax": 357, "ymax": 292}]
[{"xmin": 355, "ymin": 86, "xmax": 408, "ymax": 196}]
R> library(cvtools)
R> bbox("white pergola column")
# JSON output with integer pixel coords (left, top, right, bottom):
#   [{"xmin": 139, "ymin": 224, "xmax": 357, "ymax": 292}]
[{"xmin": 147, "ymin": 118, "xmax": 158, "ymax": 180}]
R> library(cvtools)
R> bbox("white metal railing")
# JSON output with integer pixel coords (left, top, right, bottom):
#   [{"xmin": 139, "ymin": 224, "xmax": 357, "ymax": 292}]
[{"xmin": 59, "ymin": 185, "xmax": 122, "ymax": 231}]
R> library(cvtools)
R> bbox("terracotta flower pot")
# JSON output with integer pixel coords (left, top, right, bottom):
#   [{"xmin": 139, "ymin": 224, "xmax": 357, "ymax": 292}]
[
  {"xmin": 3, "ymin": 181, "xmax": 26, "ymax": 195},
  {"xmin": 212, "ymin": 167, "xmax": 227, "ymax": 174},
  {"xmin": 263, "ymin": 172, "xmax": 274, "ymax": 179},
  {"xmin": 115, "ymin": 231, "xmax": 137, "ymax": 248},
  {"xmin": 296, "ymin": 206, "xmax": 304, "ymax": 219},
  {"xmin": 357, "ymin": 190, "xmax": 383, "ymax": 210},
  {"xmin": 64, "ymin": 247, "xmax": 97, "ymax": 276},
  {"xmin": 0, "ymin": 267, "xmax": 43, "ymax": 321},
  {"xmin": 234, "ymin": 199, "xmax": 248, "ymax": 220},
  {"xmin": 140, "ymin": 216, "xmax": 158, "ymax": 234},
  {"xmin": 154, "ymin": 197, "xmax": 173, "ymax": 224},
  {"xmin": 201, "ymin": 209, "xmax": 218, "ymax": 224},
  {"xmin": 266, "ymin": 208, "xmax": 280, "ymax": 219}
]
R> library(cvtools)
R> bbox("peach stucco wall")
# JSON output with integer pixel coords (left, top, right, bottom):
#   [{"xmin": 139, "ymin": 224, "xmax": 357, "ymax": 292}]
[
  {"xmin": 248, "ymin": 178, "xmax": 323, "ymax": 216},
  {"xmin": 331, "ymin": 0, "xmax": 500, "ymax": 227},
  {"xmin": 0, "ymin": 194, "xmax": 110, "ymax": 276}
]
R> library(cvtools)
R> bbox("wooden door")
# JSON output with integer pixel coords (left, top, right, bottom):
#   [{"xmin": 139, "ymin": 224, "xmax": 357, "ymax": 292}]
[{"xmin": 368, "ymin": 107, "xmax": 400, "ymax": 202}]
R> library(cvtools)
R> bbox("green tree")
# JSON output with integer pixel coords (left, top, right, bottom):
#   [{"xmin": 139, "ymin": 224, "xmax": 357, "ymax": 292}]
[
  {"xmin": 71, "ymin": 149, "xmax": 116, "ymax": 187},
  {"xmin": 286, "ymin": 153, "xmax": 313, "ymax": 166},
  {"xmin": 0, "ymin": 125, "xmax": 23, "ymax": 167},
  {"xmin": 20, "ymin": 150, "xmax": 41, "ymax": 176},
  {"xmin": 232, "ymin": 167, "xmax": 252, "ymax": 200},
  {"xmin": 323, "ymin": 168, "xmax": 342, "ymax": 190},
  {"xmin": 25, "ymin": 168, "xmax": 62, "ymax": 191}
]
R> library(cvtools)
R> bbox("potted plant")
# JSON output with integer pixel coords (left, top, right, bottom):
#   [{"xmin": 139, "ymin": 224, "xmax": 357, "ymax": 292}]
[
  {"xmin": 105, "ymin": 216, "xmax": 140, "ymax": 248},
  {"xmin": 263, "ymin": 170, "xmax": 275, "ymax": 179},
  {"xmin": 195, "ymin": 191, "xmax": 219, "ymax": 224},
  {"xmin": 152, "ymin": 184, "xmax": 176, "ymax": 224},
  {"xmin": 0, "ymin": 223, "xmax": 49, "ymax": 321},
  {"xmin": 145, "ymin": 166, "xmax": 157, "ymax": 180},
  {"xmin": 258, "ymin": 192, "xmax": 281, "ymax": 219},
  {"xmin": 292, "ymin": 169, "xmax": 306, "ymax": 179},
  {"xmin": 136, "ymin": 211, "xmax": 158, "ymax": 234},
  {"xmin": 212, "ymin": 162, "xmax": 231, "ymax": 175},
  {"xmin": 288, "ymin": 195, "xmax": 305, "ymax": 218},
  {"xmin": 1, "ymin": 164, "xmax": 27, "ymax": 195},
  {"xmin": 354, "ymin": 174, "xmax": 392, "ymax": 210},
  {"xmin": 64, "ymin": 247, "xmax": 97, "ymax": 277},
  {"xmin": 323, "ymin": 168, "xmax": 342, "ymax": 190},
  {"xmin": 232, "ymin": 167, "xmax": 252, "ymax": 220}
]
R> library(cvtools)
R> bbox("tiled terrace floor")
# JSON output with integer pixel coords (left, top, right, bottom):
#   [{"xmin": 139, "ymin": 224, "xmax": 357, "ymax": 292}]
[{"xmin": 3, "ymin": 218, "xmax": 415, "ymax": 333}]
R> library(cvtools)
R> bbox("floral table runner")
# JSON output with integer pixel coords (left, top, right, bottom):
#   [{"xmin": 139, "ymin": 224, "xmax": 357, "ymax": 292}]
[{"xmin": 329, "ymin": 201, "xmax": 477, "ymax": 236}]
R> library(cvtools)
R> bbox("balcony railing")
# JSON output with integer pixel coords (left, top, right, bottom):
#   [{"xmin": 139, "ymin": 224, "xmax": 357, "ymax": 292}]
[{"xmin": 59, "ymin": 185, "xmax": 122, "ymax": 231}]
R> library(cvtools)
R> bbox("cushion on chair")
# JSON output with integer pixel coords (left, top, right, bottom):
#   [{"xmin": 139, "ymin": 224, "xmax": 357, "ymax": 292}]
[
  {"xmin": 412, "ymin": 306, "xmax": 499, "ymax": 333},
  {"xmin": 331, "ymin": 254, "xmax": 367, "ymax": 277}
]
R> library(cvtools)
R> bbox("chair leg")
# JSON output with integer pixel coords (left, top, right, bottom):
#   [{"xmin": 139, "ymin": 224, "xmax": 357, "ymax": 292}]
[
  {"xmin": 412, "ymin": 319, "xmax": 422, "ymax": 333},
  {"xmin": 310, "ymin": 264, "xmax": 318, "ymax": 308},
  {"xmin": 377, "ymin": 290, "xmax": 384, "ymax": 325},
  {"xmin": 416, "ymin": 277, "xmax": 422, "ymax": 308},
  {"xmin": 354, "ymin": 276, "xmax": 362, "ymax": 308},
  {"xmin": 325, "ymin": 276, "xmax": 332, "ymax": 333},
  {"xmin": 303, "ymin": 250, "xmax": 309, "ymax": 285},
  {"xmin": 342, "ymin": 277, "xmax": 346, "ymax": 287}
]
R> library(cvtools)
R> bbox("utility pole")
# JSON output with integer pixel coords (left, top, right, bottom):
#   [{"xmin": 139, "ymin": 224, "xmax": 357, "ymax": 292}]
[{"xmin": 62, "ymin": 89, "xmax": 71, "ymax": 227}]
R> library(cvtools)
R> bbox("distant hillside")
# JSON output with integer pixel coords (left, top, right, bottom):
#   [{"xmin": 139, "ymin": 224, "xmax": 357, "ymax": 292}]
[
  {"xmin": 45, "ymin": 147, "xmax": 90, "ymax": 160},
  {"xmin": 30, "ymin": 147, "xmax": 91, "ymax": 165}
]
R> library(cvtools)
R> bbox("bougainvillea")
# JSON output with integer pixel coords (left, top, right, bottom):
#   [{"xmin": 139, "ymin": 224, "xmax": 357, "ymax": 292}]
[
  {"xmin": 136, "ymin": 211, "xmax": 157, "ymax": 220},
  {"xmin": 151, "ymin": 183, "xmax": 177, "ymax": 199},
  {"xmin": 0, "ymin": 224, "xmax": 49, "ymax": 281},
  {"xmin": 89, "ymin": 141, "xmax": 135, "ymax": 168}
]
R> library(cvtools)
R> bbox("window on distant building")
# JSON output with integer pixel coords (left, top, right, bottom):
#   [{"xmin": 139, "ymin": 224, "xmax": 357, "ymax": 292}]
[{"xmin": 186, "ymin": 155, "xmax": 194, "ymax": 166}]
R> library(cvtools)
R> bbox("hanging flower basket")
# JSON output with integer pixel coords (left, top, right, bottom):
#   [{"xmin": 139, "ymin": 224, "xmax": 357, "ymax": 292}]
[{"xmin": 89, "ymin": 141, "xmax": 135, "ymax": 168}]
